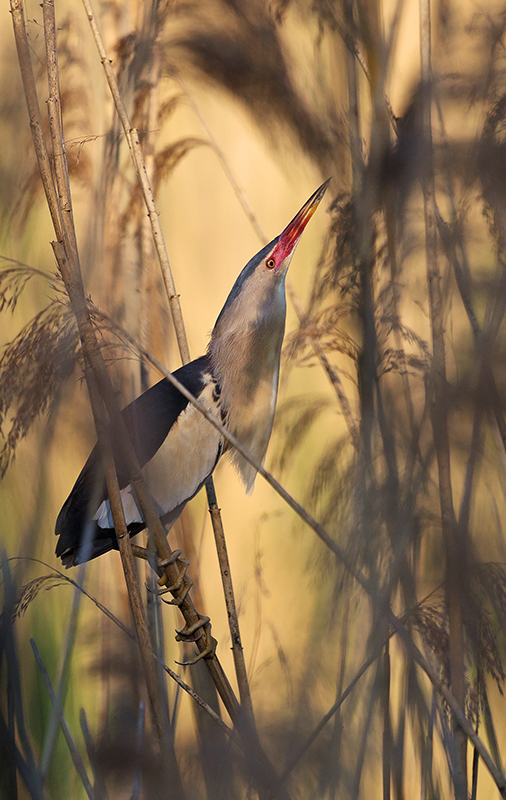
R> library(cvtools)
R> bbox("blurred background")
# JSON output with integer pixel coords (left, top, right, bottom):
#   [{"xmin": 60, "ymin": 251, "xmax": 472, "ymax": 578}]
[{"xmin": 2, "ymin": 0, "xmax": 506, "ymax": 797}]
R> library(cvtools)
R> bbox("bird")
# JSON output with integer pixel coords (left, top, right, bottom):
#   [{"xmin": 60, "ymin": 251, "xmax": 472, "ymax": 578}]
[{"xmin": 55, "ymin": 180, "xmax": 329, "ymax": 566}]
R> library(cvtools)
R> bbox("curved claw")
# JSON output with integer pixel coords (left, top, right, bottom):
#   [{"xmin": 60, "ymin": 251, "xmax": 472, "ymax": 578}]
[
  {"xmin": 145, "ymin": 580, "xmax": 175, "ymax": 596},
  {"xmin": 175, "ymin": 624, "xmax": 217, "ymax": 666},
  {"xmin": 157, "ymin": 550, "xmax": 183, "ymax": 584},
  {"xmin": 145, "ymin": 581, "xmax": 179, "ymax": 598},
  {"xmin": 175, "ymin": 614, "xmax": 210, "ymax": 641},
  {"xmin": 145, "ymin": 550, "xmax": 192, "ymax": 605},
  {"xmin": 143, "ymin": 550, "xmax": 216, "ymax": 667},
  {"xmin": 161, "ymin": 575, "xmax": 193, "ymax": 606},
  {"xmin": 158, "ymin": 558, "xmax": 190, "ymax": 593}
]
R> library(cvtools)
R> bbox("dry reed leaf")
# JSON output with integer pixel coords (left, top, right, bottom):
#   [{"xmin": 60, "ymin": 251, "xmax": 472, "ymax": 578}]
[
  {"xmin": 8, "ymin": 573, "xmax": 69, "ymax": 620},
  {"xmin": 154, "ymin": 137, "xmax": 206, "ymax": 190},
  {"xmin": 0, "ymin": 301, "xmax": 78, "ymax": 476},
  {"xmin": 170, "ymin": 0, "xmax": 336, "ymax": 169},
  {"xmin": 12, "ymin": 15, "xmax": 93, "ymax": 229}
]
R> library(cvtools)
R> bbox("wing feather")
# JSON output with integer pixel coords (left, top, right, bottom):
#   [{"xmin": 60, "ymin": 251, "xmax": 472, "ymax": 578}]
[{"xmin": 55, "ymin": 355, "xmax": 210, "ymax": 564}]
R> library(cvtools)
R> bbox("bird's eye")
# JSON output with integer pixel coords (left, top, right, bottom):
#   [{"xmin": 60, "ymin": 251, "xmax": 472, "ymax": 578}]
[{"xmin": 266, "ymin": 258, "xmax": 276, "ymax": 269}]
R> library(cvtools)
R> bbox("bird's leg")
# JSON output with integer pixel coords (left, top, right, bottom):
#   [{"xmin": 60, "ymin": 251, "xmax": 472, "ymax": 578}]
[
  {"xmin": 132, "ymin": 543, "xmax": 170, "ymax": 583},
  {"xmin": 151, "ymin": 553, "xmax": 216, "ymax": 663},
  {"xmin": 136, "ymin": 545, "xmax": 216, "ymax": 663},
  {"xmin": 131, "ymin": 543, "xmax": 151, "ymax": 562}
]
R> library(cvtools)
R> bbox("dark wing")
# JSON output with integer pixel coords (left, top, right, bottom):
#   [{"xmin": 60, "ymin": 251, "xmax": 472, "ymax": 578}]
[{"xmin": 55, "ymin": 355, "xmax": 210, "ymax": 565}]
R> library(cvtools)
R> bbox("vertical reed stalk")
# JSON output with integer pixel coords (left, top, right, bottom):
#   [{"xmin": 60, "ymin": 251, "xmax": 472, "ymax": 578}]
[
  {"xmin": 205, "ymin": 479, "xmax": 253, "ymax": 714},
  {"xmin": 81, "ymin": 0, "xmax": 190, "ymax": 362},
  {"xmin": 419, "ymin": 0, "xmax": 467, "ymax": 794},
  {"xmin": 138, "ymin": 33, "xmax": 160, "ymax": 393},
  {"xmin": 344, "ymin": 0, "xmax": 362, "ymax": 193},
  {"xmin": 11, "ymin": 3, "xmax": 185, "ymax": 789},
  {"xmin": 382, "ymin": 642, "xmax": 392, "ymax": 800}
]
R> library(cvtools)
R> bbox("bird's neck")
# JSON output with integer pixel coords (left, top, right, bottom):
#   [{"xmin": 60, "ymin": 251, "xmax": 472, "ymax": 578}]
[{"xmin": 207, "ymin": 285, "xmax": 286, "ymax": 489}]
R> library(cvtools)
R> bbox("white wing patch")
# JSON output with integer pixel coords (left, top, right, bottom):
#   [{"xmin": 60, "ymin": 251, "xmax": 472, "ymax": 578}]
[{"xmin": 94, "ymin": 381, "xmax": 223, "ymax": 529}]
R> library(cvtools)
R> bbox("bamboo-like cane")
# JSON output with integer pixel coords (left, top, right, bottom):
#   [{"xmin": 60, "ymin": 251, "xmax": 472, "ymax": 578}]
[
  {"xmin": 11, "ymin": 5, "xmax": 208, "ymax": 791},
  {"xmin": 11, "ymin": 0, "xmax": 171, "ymax": 749},
  {"xmin": 44, "ymin": 4, "xmax": 187, "ymax": 774},
  {"xmin": 419, "ymin": 1, "xmax": 467, "ymax": 797}
]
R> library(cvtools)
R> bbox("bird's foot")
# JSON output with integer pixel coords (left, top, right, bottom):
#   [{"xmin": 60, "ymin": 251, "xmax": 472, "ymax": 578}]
[
  {"xmin": 159, "ymin": 550, "xmax": 192, "ymax": 606},
  {"xmin": 174, "ymin": 615, "xmax": 217, "ymax": 665},
  {"xmin": 142, "ymin": 548, "xmax": 216, "ymax": 665},
  {"xmin": 145, "ymin": 549, "xmax": 193, "ymax": 607}
]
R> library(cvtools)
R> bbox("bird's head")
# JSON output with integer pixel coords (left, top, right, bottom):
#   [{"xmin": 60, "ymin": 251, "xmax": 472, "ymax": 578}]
[{"xmin": 211, "ymin": 179, "xmax": 330, "ymax": 338}]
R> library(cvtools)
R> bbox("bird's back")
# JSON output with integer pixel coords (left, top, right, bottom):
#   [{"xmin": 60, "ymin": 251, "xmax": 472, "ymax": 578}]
[{"xmin": 55, "ymin": 355, "xmax": 219, "ymax": 565}]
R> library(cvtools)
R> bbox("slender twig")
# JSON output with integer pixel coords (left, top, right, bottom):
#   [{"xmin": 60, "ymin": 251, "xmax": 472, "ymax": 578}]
[
  {"xmin": 79, "ymin": 709, "xmax": 109, "ymax": 800},
  {"xmin": 30, "ymin": 639, "xmax": 96, "ymax": 800},
  {"xmin": 205, "ymin": 479, "xmax": 254, "ymax": 713}
]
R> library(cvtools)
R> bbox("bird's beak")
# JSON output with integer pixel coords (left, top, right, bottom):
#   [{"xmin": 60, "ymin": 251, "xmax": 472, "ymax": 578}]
[{"xmin": 275, "ymin": 178, "xmax": 331, "ymax": 261}]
